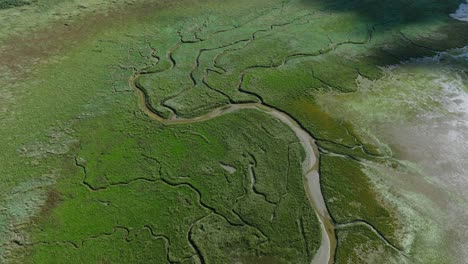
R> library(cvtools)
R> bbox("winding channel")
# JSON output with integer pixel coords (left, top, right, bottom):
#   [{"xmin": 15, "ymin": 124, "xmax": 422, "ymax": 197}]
[{"xmin": 129, "ymin": 73, "xmax": 336, "ymax": 264}]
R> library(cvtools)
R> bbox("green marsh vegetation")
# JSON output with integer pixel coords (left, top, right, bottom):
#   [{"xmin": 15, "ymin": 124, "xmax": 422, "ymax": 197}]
[
  {"xmin": 0, "ymin": 0, "xmax": 467, "ymax": 263},
  {"xmin": 0, "ymin": 0, "xmax": 33, "ymax": 9}
]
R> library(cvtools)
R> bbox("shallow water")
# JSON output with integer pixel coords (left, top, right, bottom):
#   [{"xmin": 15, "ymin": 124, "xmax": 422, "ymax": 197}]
[
  {"xmin": 316, "ymin": 46, "xmax": 468, "ymax": 262},
  {"xmin": 451, "ymin": 0, "xmax": 468, "ymax": 21}
]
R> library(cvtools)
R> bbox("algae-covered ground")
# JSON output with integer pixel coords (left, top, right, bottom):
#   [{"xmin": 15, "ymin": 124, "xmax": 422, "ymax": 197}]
[{"xmin": 0, "ymin": 0, "xmax": 467, "ymax": 263}]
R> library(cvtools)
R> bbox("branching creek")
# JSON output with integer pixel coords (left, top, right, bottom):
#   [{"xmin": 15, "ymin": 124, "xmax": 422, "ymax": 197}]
[
  {"xmin": 124, "ymin": 12, "xmax": 401, "ymax": 263},
  {"xmin": 129, "ymin": 72, "xmax": 336, "ymax": 263}
]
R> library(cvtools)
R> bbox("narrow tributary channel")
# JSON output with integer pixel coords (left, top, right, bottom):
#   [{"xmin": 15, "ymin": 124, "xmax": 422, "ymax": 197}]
[{"xmin": 130, "ymin": 73, "xmax": 336, "ymax": 264}]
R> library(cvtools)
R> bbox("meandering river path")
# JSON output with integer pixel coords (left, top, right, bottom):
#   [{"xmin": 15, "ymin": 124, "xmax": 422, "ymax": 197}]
[{"xmin": 129, "ymin": 73, "xmax": 336, "ymax": 264}]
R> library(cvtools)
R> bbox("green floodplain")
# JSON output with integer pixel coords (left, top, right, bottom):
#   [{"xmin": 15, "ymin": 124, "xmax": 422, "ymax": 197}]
[{"xmin": 0, "ymin": 0, "xmax": 467, "ymax": 263}]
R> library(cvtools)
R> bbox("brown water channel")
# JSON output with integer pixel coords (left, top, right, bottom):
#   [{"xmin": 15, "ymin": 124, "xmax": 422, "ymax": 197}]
[{"xmin": 130, "ymin": 73, "xmax": 336, "ymax": 264}]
